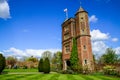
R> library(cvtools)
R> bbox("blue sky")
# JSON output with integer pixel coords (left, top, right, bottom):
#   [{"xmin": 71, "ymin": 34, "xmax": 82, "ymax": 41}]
[{"xmin": 0, "ymin": 0, "xmax": 120, "ymax": 58}]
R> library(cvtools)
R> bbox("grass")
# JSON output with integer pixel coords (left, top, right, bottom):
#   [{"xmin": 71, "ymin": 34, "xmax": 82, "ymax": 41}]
[
  {"xmin": 3, "ymin": 69, "xmax": 38, "ymax": 72},
  {"xmin": 0, "ymin": 69, "xmax": 120, "ymax": 80}
]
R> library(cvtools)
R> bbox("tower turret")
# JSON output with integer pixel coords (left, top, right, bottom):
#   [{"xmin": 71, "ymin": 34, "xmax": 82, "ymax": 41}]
[{"xmin": 75, "ymin": 7, "xmax": 94, "ymax": 71}]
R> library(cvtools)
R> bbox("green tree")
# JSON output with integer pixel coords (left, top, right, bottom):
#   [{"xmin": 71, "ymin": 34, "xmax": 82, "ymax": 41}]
[
  {"xmin": 27, "ymin": 56, "xmax": 38, "ymax": 62},
  {"xmin": 70, "ymin": 38, "xmax": 79, "ymax": 71},
  {"xmin": 101, "ymin": 48, "xmax": 118, "ymax": 64},
  {"xmin": 38, "ymin": 58, "xmax": 43, "ymax": 72},
  {"xmin": 0, "ymin": 53, "xmax": 6, "ymax": 74},
  {"xmin": 43, "ymin": 57, "xmax": 50, "ymax": 73},
  {"xmin": 42, "ymin": 51, "xmax": 52, "ymax": 61},
  {"xmin": 51, "ymin": 51, "xmax": 62, "ymax": 70}
]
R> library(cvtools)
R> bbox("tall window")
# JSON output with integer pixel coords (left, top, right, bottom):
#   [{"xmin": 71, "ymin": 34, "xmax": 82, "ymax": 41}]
[
  {"xmin": 64, "ymin": 26, "xmax": 69, "ymax": 32},
  {"xmin": 65, "ymin": 45, "xmax": 70, "ymax": 53},
  {"xmin": 84, "ymin": 59, "xmax": 87, "ymax": 64},
  {"xmin": 81, "ymin": 29, "xmax": 85, "ymax": 34},
  {"xmin": 83, "ymin": 45, "xmax": 86, "ymax": 49}
]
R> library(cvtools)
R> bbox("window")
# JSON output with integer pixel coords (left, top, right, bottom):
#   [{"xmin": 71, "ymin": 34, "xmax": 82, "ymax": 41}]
[
  {"xmin": 82, "ymin": 29, "xmax": 84, "ymax": 32},
  {"xmin": 81, "ymin": 29, "xmax": 85, "ymax": 34},
  {"xmin": 64, "ymin": 33, "xmax": 70, "ymax": 40},
  {"xmin": 65, "ymin": 45, "xmax": 70, "ymax": 53},
  {"xmin": 64, "ymin": 26, "xmax": 69, "ymax": 32},
  {"xmin": 84, "ymin": 59, "xmax": 87, "ymax": 64},
  {"xmin": 83, "ymin": 45, "xmax": 86, "ymax": 49},
  {"xmin": 80, "ymin": 22, "xmax": 85, "ymax": 31}
]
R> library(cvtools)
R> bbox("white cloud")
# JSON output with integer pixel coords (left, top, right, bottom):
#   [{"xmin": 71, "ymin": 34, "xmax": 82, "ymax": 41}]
[
  {"xmin": 115, "ymin": 47, "xmax": 120, "ymax": 55},
  {"xmin": 90, "ymin": 29, "xmax": 109, "ymax": 41},
  {"xmin": 89, "ymin": 15, "xmax": 98, "ymax": 23},
  {"xmin": 90, "ymin": 29, "xmax": 109, "ymax": 57},
  {"xmin": 112, "ymin": 38, "xmax": 118, "ymax": 42},
  {"xmin": 90, "ymin": 29, "xmax": 120, "ymax": 57},
  {"xmin": 0, "ymin": 0, "xmax": 11, "ymax": 19},
  {"xmin": 3, "ymin": 47, "xmax": 61, "ymax": 59},
  {"xmin": 92, "ymin": 41, "xmax": 108, "ymax": 57},
  {"xmin": 4, "ymin": 47, "xmax": 27, "ymax": 57}
]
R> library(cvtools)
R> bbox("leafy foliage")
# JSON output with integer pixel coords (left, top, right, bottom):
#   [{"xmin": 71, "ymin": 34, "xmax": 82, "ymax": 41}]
[
  {"xmin": 43, "ymin": 57, "xmax": 50, "ymax": 73},
  {"xmin": 6, "ymin": 56, "xmax": 17, "ymax": 68},
  {"xmin": 27, "ymin": 56, "xmax": 38, "ymax": 62},
  {"xmin": 38, "ymin": 58, "xmax": 43, "ymax": 72},
  {"xmin": 41, "ymin": 51, "xmax": 52, "ymax": 61},
  {"xmin": 70, "ymin": 38, "xmax": 79, "ymax": 71},
  {"xmin": 103, "ymin": 65, "xmax": 117, "ymax": 75},
  {"xmin": 100, "ymin": 48, "xmax": 118, "ymax": 64},
  {"xmin": 51, "ymin": 51, "xmax": 62, "ymax": 71},
  {"xmin": 0, "ymin": 53, "xmax": 6, "ymax": 74}
]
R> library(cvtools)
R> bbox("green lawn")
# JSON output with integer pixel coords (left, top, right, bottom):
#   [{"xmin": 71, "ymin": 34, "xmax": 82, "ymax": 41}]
[
  {"xmin": 0, "ymin": 69, "xmax": 120, "ymax": 80},
  {"xmin": 3, "ymin": 69, "xmax": 38, "ymax": 72}
]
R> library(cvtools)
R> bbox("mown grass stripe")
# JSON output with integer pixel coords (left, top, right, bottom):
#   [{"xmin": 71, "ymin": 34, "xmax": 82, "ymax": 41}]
[
  {"xmin": 15, "ymin": 74, "xmax": 30, "ymax": 80},
  {"xmin": 4, "ymin": 69, "xmax": 38, "ymax": 72},
  {"xmin": 67, "ymin": 74, "xmax": 77, "ymax": 80},
  {"xmin": 49, "ymin": 73, "xmax": 60, "ymax": 80},
  {"xmin": 72, "ymin": 75, "xmax": 86, "ymax": 80},
  {"xmin": 40, "ymin": 73, "xmax": 55, "ymax": 80},
  {"xmin": 58, "ymin": 74, "xmax": 68, "ymax": 80},
  {"xmin": 24, "ymin": 74, "xmax": 40, "ymax": 79},
  {"xmin": 80, "ymin": 74, "xmax": 93, "ymax": 80},
  {"xmin": 32, "ymin": 74, "xmax": 45, "ymax": 80},
  {"xmin": 2, "ymin": 74, "xmax": 16, "ymax": 80},
  {"xmin": 1, "ymin": 72, "xmax": 120, "ymax": 80},
  {"xmin": 95, "ymin": 75, "xmax": 120, "ymax": 80},
  {"xmin": 87, "ymin": 75, "xmax": 102, "ymax": 80}
]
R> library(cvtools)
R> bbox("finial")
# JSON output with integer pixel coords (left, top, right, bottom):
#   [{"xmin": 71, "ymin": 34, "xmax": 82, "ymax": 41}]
[
  {"xmin": 78, "ymin": 0, "xmax": 82, "ymax": 8},
  {"xmin": 80, "ymin": 1, "xmax": 82, "ymax": 7}
]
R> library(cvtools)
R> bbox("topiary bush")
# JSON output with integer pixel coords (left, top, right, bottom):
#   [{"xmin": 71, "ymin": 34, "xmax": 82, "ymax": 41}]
[
  {"xmin": 38, "ymin": 58, "xmax": 43, "ymax": 72},
  {"xmin": 0, "ymin": 54, "xmax": 6, "ymax": 74},
  {"xmin": 43, "ymin": 57, "xmax": 50, "ymax": 73}
]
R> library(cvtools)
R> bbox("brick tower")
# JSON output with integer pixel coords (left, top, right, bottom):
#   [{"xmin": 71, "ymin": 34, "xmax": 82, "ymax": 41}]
[{"xmin": 62, "ymin": 7, "xmax": 94, "ymax": 71}]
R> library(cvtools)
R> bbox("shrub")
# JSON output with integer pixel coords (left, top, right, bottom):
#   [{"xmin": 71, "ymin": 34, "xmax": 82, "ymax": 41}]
[
  {"xmin": 43, "ymin": 57, "xmax": 50, "ymax": 73},
  {"xmin": 0, "ymin": 54, "xmax": 6, "ymax": 74},
  {"xmin": 82, "ymin": 65, "xmax": 90, "ymax": 74},
  {"xmin": 13, "ymin": 65, "xmax": 18, "ymax": 69},
  {"xmin": 117, "ymin": 71, "xmax": 120, "ymax": 77},
  {"xmin": 103, "ymin": 65, "xmax": 117, "ymax": 75},
  {"xmin": 60, "ymin": 70, "xmax": 74, "ymax": 74},
  {"xmin": 38, "ymin": 58, "xmax": 43, "ymax": 72},
  {"xmin": 23, "ymin": 65, "xmax": 27, "ymax": 69}
]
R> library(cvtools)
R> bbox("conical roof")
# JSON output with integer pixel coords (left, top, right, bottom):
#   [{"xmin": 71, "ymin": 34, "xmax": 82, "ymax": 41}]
[
  {"xmin": 78, "ymin": 6, "xmax": 85, "ymax": 12},
  {"xmin": 75, "ymin": 6, "xmax": 88, "ymax": 15}
]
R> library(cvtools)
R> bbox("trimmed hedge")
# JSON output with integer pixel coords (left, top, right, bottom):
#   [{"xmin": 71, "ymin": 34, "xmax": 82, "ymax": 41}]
[
  {"xmin": 0, "ymin": 54, "xmax": 6, "ymax": 74},
  {"xmin": 38, "ymin": 58, "xmax": 43, "ymax": 72},
  {"xmin": 43, "ymin": 57, "xmax": 50, "ymax": 73}
]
